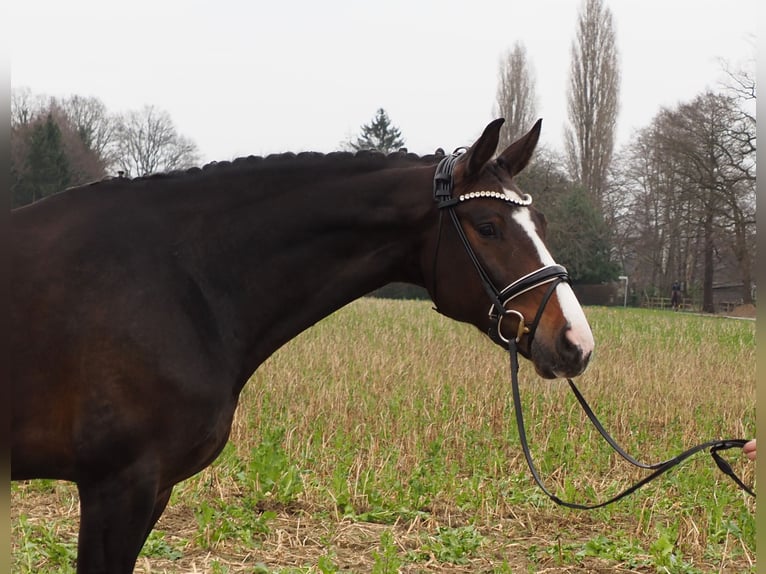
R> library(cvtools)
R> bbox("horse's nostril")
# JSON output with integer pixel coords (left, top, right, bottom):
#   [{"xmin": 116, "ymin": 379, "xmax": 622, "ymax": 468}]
[
  {"xmin": 559, "ymin": 327, "xmax": 591, "ymax": 367},
  {"xmin": 581, "ymin": 348, "xmax": 592, "ymax": 370},
  {"xmin": 563, "ymin": 323, "xmax": 595, "ymax": 357}
]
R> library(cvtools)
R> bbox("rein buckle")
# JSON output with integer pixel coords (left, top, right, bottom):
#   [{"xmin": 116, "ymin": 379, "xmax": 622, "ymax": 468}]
[{"xmin": 495, "ymin": 309, "xmax": 530, "ymax": 344}]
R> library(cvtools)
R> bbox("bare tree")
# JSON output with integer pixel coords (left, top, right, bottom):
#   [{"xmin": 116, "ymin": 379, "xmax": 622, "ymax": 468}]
[
  {"xmin": 613, "ymin": 120, "xmax": 698, "ymax": 297},
  {"xmin": 617, "ymin": 91, "xmax": 756, "ymax": 310},
  {"xmin": 723, "ymin": 65, "xmax": 756, "ymax": 104},
  {"xmin": 14, "ymin": 89, "xmax": 122, "ymax": 173},
  {"xmin": 720, "ymin": 55, "xmax": 756, "ymax": 163},
  {"xmin": 660, "ymin": 92, "xmax": 755, "ymax": 310},
  {"xmin": 719, "ymin": 35, "xmax": 756, "ymax": 107},
  {"xmin": 58, "ymin": 95, "xmax": 119, "ymax": 168},
  {"xmin": 11, "ymin": 87, "xmax": 50, "ymax": 127},
  {"xmin": 564, "ymin": 0, "xmax": 620, "ymax": 207},
  {"xmin": 114, "ymin": 105, "xmax": 199, "ymax": 177},
  {"xmin": 12, "ymin": 94, "xmax": 108, "ymax": 206},
  {"xmin": 493, "ymin": 42, "xmax": 537, "ymax": 149}
]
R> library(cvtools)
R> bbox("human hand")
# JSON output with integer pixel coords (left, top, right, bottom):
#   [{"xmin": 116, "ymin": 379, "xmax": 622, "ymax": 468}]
[{"xmin": 743, "ymin": 439, "xmax": 756, "ymax": 461}]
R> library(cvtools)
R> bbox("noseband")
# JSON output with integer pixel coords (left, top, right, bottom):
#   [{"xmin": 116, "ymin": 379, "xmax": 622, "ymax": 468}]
[{"xmin": 431, "ymin": 150, "xmax": 569, "ymax": 350}]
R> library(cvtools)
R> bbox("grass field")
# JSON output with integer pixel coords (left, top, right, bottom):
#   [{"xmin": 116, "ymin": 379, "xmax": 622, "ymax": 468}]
[{"xmin": 11, "ymin": 300, "xmax": 756, "ymax": 573}]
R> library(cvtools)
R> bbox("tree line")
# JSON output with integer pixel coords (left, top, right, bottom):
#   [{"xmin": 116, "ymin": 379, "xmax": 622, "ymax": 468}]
[
  {"xmin": 11, "ymin": 90, "xmax": 199, "ymax": 208},
  {"xmin": 11, "ymin": 0, "xmax": 755, "ymax": 309},
  {"xmin": 491, "ymin": 0, "xmax": 754, "ymax": 309}
]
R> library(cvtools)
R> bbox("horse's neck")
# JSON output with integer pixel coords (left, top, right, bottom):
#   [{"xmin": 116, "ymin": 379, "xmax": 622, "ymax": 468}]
[{"xmin": 179, "ymin": 161, "xmax": 435, "ymax": 377}]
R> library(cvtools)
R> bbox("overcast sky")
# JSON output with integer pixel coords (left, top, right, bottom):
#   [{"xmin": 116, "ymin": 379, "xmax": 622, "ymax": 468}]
[{"xmin": 10, "ymin": 0, "xmax": 756, "ymax": 164}]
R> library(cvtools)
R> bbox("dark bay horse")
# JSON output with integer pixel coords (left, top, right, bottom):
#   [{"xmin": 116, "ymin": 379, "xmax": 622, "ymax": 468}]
[{"xmin": 11, "ymin": 118, "xmax": 594, "ymax": 573}]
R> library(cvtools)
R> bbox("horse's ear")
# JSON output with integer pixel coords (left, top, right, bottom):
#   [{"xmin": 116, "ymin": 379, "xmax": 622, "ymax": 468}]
[
  {"xmin": 461, "ymin": 118, "xmax": 505, "ymax": 178},
  {"xmin": 496, "ymin": 118, "xmax": 542, "ymax": 177}
]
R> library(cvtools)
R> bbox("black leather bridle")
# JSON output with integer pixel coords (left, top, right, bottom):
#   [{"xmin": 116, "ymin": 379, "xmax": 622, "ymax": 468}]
[
  {"xmin": 430, "ymin": 150, "xmax": 755, "ymax": 508},
  {"xmin": 431, "ymin": 150, "xmax": 569, "ymax": 351}
]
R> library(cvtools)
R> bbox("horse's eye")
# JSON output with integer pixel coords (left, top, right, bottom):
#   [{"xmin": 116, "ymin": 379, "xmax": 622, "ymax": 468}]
[{"xmin": 478, "ymin": 223, "xmax": 496, "ymax": 237}]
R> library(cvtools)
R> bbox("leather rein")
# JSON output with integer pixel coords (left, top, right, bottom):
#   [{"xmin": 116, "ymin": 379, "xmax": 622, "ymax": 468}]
[{"xmin": 431, "ymin": 150, "xmax": 755, "ymax": 508}]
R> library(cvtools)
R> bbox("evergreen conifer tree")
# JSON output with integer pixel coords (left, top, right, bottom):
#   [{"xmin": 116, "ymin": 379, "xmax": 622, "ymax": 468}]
[
  {"xmin": 350, "ymin": 108, "xmax": 405, "ymax": 154},
  {"xmin": 17, "ymin": 113, "xmax": 71, "ymax": 206},
  {"xmin": 547, "ymin": 185, "xmax": 620, "ymax": 283}
]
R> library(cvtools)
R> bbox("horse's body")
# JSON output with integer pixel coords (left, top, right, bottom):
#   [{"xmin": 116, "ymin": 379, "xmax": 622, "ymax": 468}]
[{"xmin": 11, "ymin": 119, "xmax": 593, "ymax": 572}]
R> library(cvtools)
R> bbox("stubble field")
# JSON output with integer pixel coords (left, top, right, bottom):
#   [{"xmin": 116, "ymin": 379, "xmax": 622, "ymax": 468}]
[{"xmin": 11, "ymin": 300, "xmax": 756, "ymax": 573}]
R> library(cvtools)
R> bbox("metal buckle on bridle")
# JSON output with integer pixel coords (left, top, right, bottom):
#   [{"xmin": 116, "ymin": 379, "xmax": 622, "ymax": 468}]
[
  {"xmin": 488, "ymin": 265, "xmax": 570, "ymax": 349},
  {"xmin": 495, "ymin": 309, "xmax": 529, "ymax": 344}
]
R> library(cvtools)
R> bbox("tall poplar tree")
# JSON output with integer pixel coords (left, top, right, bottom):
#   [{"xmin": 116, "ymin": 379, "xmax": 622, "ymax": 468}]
[
  {"xmin": 494, "ymin": 42, "xmax": 537, "ymax": 149},
  {"xmin": 564, "ymin": 0, "xmax": 620, "ymax": 208}
]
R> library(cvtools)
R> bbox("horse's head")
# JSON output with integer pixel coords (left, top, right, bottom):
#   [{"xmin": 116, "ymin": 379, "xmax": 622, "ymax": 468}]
[{"xmin": 424, "ymin": 118, "xmax": 594, "ymax": 379}]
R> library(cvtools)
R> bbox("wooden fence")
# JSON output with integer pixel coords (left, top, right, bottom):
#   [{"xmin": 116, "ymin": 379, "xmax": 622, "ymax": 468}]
[
  {"xmin": 641, "ymin": 296, "xmax": 696, "ymax": 311},
  {"xmin": 642, "ymin": 296, "xmax": 747, "ymax": 314}
]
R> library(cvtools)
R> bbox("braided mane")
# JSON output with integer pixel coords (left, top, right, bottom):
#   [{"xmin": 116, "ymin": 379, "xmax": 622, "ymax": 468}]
[{"xmin": 92, "ymin": 149, "xmax": 447, "ymax": 189}]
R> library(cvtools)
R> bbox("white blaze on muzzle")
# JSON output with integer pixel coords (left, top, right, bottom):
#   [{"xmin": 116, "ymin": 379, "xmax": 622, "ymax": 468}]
[{"xmin": 511, "ymin": 208, "xmax": 595, "ymax": 357}]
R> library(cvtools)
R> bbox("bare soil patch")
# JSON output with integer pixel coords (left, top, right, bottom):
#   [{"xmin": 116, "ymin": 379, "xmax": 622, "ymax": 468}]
[{"xmin": 727, "ymin": 303, "xmax": 756, "ymax": 318}]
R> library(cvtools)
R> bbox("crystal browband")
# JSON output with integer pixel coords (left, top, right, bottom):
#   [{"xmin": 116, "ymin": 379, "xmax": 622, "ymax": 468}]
[{"xmin": 458, "ymin": 190, "xmax": 533, "ymax": 206}]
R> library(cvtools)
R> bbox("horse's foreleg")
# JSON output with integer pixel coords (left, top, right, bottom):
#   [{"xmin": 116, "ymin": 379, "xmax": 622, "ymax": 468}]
[
  {"xmin": 144, "ymin": 485, "xmax": 174, "ymax": 541},
  {"xmin": 76, "ymin": 471, "xmax": 170, "ymax": 574}
]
